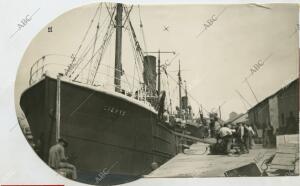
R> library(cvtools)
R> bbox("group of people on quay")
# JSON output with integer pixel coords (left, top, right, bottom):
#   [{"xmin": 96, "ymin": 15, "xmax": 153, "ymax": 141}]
[{"xmin": 211, "ymin": 122, "xmax": 256, "ymax": 155}]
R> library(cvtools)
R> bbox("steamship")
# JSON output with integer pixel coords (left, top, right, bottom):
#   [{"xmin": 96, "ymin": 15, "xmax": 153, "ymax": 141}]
[{"xmin": 20, "ymin": 3, "xmax": 177, "ymax": 185}]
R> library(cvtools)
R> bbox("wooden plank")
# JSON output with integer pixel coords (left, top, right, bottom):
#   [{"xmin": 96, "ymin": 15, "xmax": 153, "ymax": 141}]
[
  {"xmin": 270, "ymin": 164, "xmax": 295, "ymax": 171},
  {"xmin": 270, "ymin": 135, "xmax": 299, "ymax": 172},
  {"xmin": 276, "ymin": 134, "xmax": 299, "ymax": 148},
  {"xmin": 271, "ymin": 153, "xmax": 297, "ymax": 169},
  {"xmin": 277, "ymin": 145, "xmax": 299, "ymax": 154}
]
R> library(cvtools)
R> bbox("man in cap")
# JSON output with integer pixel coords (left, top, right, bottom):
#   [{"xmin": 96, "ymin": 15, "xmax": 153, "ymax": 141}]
[{"xmin": 48, "ymin": 138, "xmax": 77, "ymax": 179}]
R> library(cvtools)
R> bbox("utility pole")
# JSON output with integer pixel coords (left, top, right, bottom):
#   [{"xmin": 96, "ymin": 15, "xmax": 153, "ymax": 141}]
[
  {"xmin": 56, "ymin": 73, "xmax": 63, "ymax": 142},
  {"xmin": 144, "ymin": 50, "xmax": 175, "ymax": 93}
]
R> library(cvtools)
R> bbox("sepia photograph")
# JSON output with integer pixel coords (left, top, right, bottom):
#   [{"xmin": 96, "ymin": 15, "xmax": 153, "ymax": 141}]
[{"xmin": 14, "ymin": 2, "xmax": 299, "ymax": 185}]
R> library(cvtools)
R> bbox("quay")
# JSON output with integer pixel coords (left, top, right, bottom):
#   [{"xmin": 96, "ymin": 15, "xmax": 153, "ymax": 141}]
[{"xmin": 146, "ymin": 142, "xmax": 276, "ymax": 178}]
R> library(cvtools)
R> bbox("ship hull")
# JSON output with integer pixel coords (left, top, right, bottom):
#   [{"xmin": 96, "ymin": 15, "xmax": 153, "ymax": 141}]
[{"xmin": 20, "ymin": 76, "xmax": 177, "ymax": 185}]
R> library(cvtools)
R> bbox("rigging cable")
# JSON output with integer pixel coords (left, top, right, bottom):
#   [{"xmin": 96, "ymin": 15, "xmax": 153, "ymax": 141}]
[
  {"xmin": 124, "ymin": 7, "xmax": 144, "ymax": 88},
  {"xmin": 166, "ymin": 71, "xmax": 210, "ymax": 114},
  {"xmin": 127, "ymin": 27, "xmax": 142, "ymax": 87},
  {"xmin": 65, "ymin": 3, "xmax": 102, "ymax": 76},
  {"xmin": 105, "ymin": 3, "xmax": 117, "ymax": 26},
  {"xmin": 90, "ymin": 24, "xmax": 115, "ymax": 84},
  {"xmin": 124, "ymin": 7, "xmax": 144, "ymax": 69},
  {"xmin": 73, "ymin": 19, "xmax": 115, "ymax": 82},
  {"xmin": 122, "ymin": 5, "xmax": 133, "ymax": 26},
  {"xmin": 138, "ymin": 5, "xmax": 148, "ymax": 52},
  {"xmin": 87, "ymin": 3, "xmax": 103, "ymax": 83},
  {"xmin": 70, "ymin": 5, "xmax": 116, "ymax": 82},
  {"xmin": 68, "ymin": 12, "xmax": 111, "ymax": 78}
]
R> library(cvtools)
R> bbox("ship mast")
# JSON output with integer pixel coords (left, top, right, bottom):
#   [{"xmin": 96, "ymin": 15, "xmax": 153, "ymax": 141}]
[
  {"xmin": 178, "ymin": 60, "xmax": 182, "ymax": 117},
  {"xmin": 184, "ymin": 80, "xmax": 188, "ymax": 100},
  {"xmin": 184, "ymin": 80, "xmax": 188, "ymax": 116},
  {"xmin": 114, "ymin": 3, "xmax": 123, "ymax": 92},
  {"xmin": 158, "ymin": 50, "xmax": 161, "ymax": 93}
]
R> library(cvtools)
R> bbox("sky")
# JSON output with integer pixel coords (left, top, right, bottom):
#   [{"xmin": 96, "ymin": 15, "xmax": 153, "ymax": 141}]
[{"xmin": 15, "ymin": 3, "xmax": 299, "ymax": 121}]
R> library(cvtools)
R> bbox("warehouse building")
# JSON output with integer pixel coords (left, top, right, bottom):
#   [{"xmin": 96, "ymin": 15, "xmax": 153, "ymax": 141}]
[{"xmin": 248, "ymin": 78, "xmax": 299, "ymax": 146}]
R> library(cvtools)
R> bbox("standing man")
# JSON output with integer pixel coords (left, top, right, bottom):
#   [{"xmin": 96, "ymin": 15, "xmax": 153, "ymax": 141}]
[
  {"xmin": 209, "ymin": 120, "xmax": 215, "ymax": 138},
  {"xmin": 218, "ymin": 124, "xmax": 234, "ymax": 155},
  {"xmin": 237, "ymin": 122, "xmax": 249, "ymax": 154},
  {"xmin": 263, "ymin": 123, "xmax": 273, "ymax": 148},
  {"xmin": 48, "ymin": 138, "xmax": 77, "ymax": 180},
  {"xmin": 246, "ymin": 123, "xmax": 255, "ymax": 149},
  {"xmin": 243, "ymin": 123, "xmax": 250, "ymax": 151}
]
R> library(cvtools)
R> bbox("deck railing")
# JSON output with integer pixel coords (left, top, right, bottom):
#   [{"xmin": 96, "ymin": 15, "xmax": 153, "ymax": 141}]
[{"xmin": 28, "ymin": 56, "xmax": 157, "ymax": 107}]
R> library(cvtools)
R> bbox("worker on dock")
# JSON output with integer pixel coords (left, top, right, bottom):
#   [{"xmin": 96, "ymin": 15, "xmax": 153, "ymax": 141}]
[
  {"xmin": 48, "ymin": 138, "xmax": 77, "ymax": 180},
  {"xmin": 263, "ymin": 122, "xmax": 274, "ymax": 148},
  {"xmin": 245, "ymin": 123, "xmax": 255, "ymax": 149},
  {"xmin": 218, "ymin": 124, "xmax": 234, "ymax": 155},
  {"xmin": 237, "ymin": 122, "xmax": 249, "ymax": 154}
]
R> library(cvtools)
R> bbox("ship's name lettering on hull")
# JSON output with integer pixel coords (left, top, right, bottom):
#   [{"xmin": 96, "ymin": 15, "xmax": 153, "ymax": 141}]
[{"xmin": 103, "ymin": 106, "xmax": 126, "ymax": 116}]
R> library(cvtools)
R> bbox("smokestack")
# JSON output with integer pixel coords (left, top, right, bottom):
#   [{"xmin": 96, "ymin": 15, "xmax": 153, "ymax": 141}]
[{"xmin": 143, "ymin": 55, "xmax": 157, "ymax": 95}]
